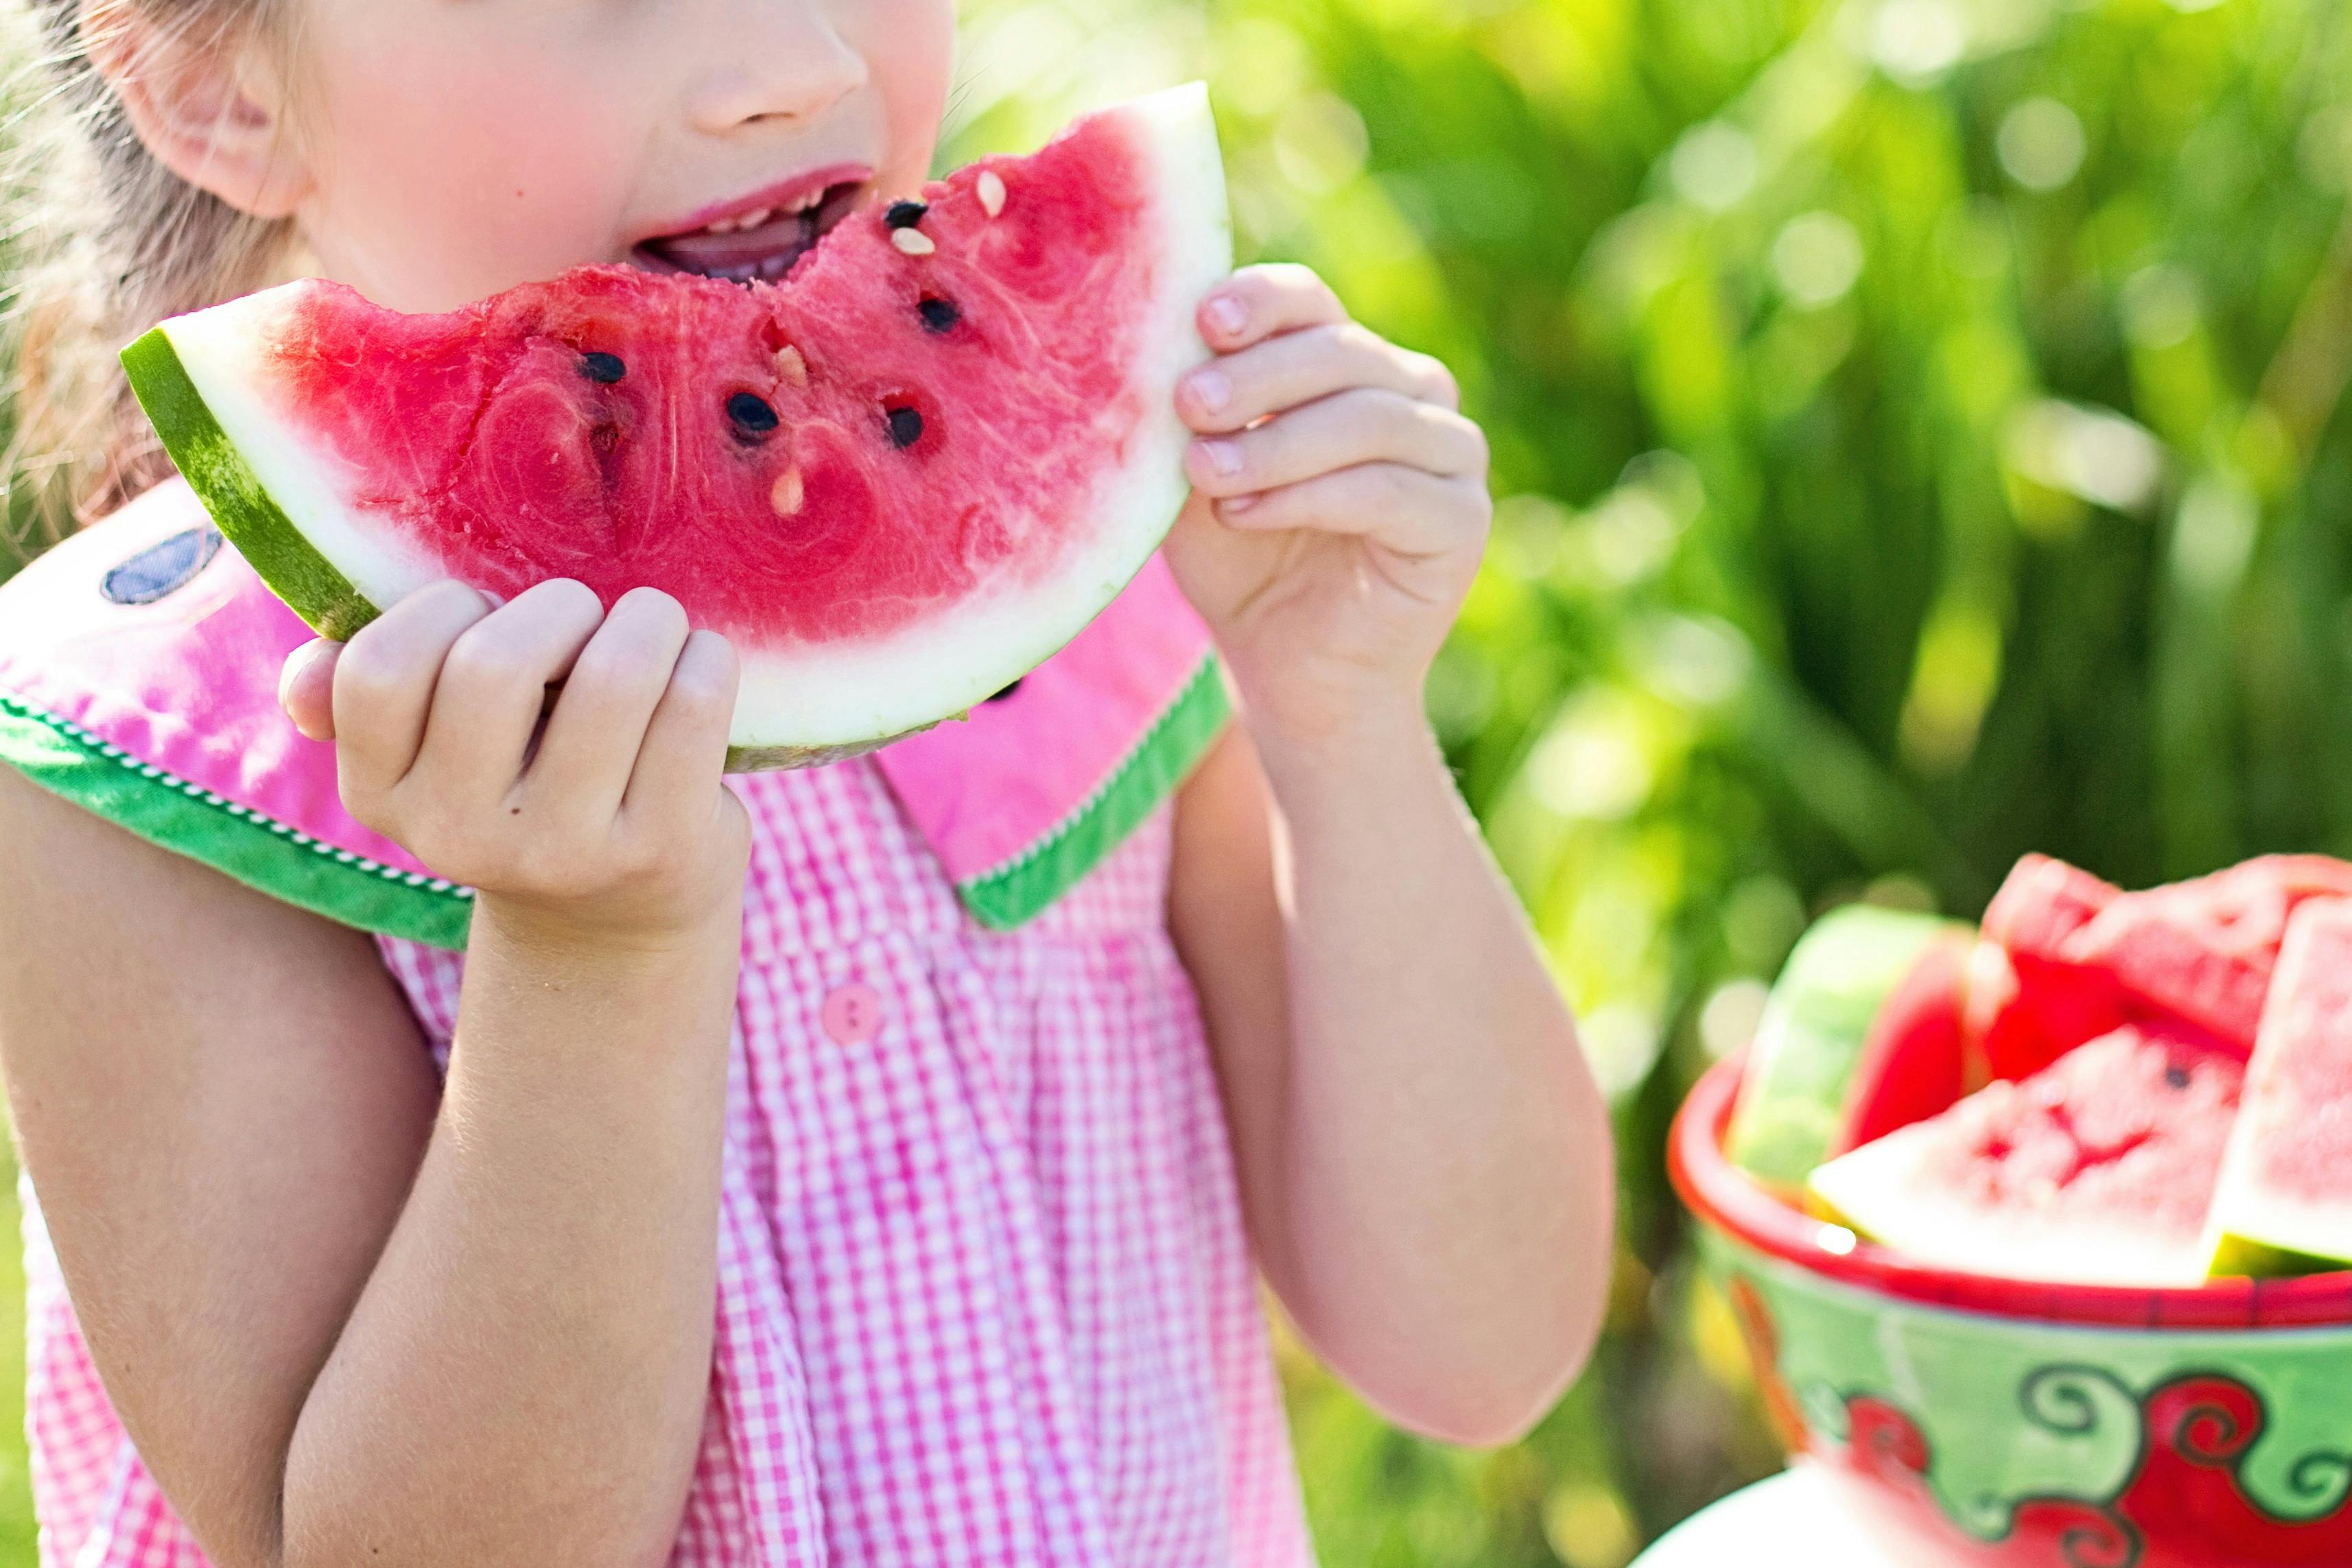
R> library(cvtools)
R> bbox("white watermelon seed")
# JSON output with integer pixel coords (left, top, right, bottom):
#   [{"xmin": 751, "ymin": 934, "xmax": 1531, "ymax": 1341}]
[
  {"xmin": 772, "ymin": 466, "xmax": 805, "ymax": 516},
  {"xmin": 775, "ymin": 344, "xmax": 808, "ymax": 388},
  {"xmin": 978, "ymin": 170, "xmax": 1007, "ymax": 218},
  {"xmin": 891, "ymin": 228, "xmax": 937, "ymax": 257}
]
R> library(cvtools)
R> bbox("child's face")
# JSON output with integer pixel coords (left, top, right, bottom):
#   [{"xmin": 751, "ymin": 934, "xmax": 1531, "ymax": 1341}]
[{"xmin": 285, "ymin": 0, "xmax": 956, "ymax": 311}]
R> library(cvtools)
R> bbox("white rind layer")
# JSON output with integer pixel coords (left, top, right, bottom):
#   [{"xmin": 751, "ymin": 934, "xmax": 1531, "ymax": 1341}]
[{"xmin": 161, "ymin": 84, "xmax": 1232, "ymax": 757}]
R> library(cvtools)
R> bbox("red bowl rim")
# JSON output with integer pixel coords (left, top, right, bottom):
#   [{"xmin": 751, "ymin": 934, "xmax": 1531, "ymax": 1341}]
[{"xmin": 1669, "ymin": 1052, "xmax": 2352, "ymax": 1331}]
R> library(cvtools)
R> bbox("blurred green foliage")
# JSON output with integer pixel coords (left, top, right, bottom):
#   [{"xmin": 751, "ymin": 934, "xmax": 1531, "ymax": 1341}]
[{"xmin": 7, "ymin": 0, "xmax": 2352, "ymax": 1563}]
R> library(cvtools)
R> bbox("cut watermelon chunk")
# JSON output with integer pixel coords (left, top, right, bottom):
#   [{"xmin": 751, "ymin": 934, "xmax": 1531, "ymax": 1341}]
[
  {"xmin": 1725, "ymin": 906, "xmax": 1968, "ymax": 1190},
  {"xmin": 1966, "ymin": 854, "xmax": 2130, "ymax": 1081},
  {"xmin": 2060, "ymin": 856, "xmax": 2352, "ymax": 1053},
  {"xmin": 2205, "ymin": 898, "xmax": 2352, "ymax": 1276},
  {"xmin": 123, "ymin": 86, "xmax": 1232, "ymax": 769},
  {"xmin": 1808, "ymin": 1024, "xmax": 2244, "ymax": 1288},
  {"xmin": 1833, "ymin": 930, "xmax": 1973, "ymax": 1152},
  {"xmin": 1981, "ymin": 852, "xmax": 2120, "ymax": 953}
]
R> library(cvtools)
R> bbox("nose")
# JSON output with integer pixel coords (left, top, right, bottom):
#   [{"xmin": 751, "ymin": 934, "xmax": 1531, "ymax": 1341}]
[{"xmin": 689, "ymin": 0, "xmax": 871, "ymax": 132}]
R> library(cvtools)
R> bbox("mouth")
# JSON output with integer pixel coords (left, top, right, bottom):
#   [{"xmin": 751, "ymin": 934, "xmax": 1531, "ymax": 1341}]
[{"xmin": 633, "ymin": 166, "xmax": 873, "ymax": 284}]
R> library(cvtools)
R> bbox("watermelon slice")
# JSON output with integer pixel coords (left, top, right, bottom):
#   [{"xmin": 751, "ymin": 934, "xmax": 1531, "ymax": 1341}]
[
  {"xmin": 1724, "ymin": 906, "xmax": 1970, "ymax": 1191},
  {"xmin": 1807, "ymin": 1024, "xmax": 2244, "ymax": 1288},
  {"xmin": 121, "ymin": 86, "xmax": 1232, "ymax": 769},
  {"xmin": 2204, "ymin": 898, "xmax": 2352, "ymax": 1276}
]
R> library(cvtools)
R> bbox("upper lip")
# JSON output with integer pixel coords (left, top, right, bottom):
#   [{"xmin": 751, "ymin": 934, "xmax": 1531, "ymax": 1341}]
[{"xmin": 639, "ymin": 163, "xmax": 875, "ymax": 246}]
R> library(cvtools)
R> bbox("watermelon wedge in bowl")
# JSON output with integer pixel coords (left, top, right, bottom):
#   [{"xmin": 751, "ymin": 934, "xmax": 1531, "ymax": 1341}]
[{"xmin": 123, "ymin": 85, "xmax": 1233, "ymax": 770}]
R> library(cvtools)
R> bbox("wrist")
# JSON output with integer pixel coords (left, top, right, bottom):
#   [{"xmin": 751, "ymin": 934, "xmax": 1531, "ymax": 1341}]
[
  {"xmin": 471, "ymin": 891, "xmax": 743, "ymax": 979},
  {"xmin": 1240, "ymin": 687, "xmax": 1446, "ymax": 800}
]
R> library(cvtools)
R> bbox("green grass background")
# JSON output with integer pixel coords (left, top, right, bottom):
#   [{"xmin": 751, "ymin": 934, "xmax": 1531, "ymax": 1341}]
[{"xmin": 10, "ymin": 0, "xmax": 2352, "ymax": 1562}]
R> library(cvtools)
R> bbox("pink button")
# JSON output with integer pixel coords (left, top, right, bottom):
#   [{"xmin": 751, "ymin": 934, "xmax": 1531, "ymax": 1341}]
[{"xmin": 821, "ymin": 983, "xmax": 885, "ymax": 1046}]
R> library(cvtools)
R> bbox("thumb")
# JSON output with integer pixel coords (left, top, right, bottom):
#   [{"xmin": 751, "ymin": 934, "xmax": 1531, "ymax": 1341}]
[{"xmin": 278, "ymin": 639, "xmax": 344, "ymax": 741}]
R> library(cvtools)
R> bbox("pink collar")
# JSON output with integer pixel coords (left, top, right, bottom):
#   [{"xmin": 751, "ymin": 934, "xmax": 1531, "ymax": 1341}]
[{"xmin": 0, "ymin": 484, "xmax": 1224, "ymax": 944}]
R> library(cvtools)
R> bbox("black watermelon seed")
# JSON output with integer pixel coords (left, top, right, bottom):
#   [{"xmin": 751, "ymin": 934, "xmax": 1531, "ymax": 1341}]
[
  {"xmin": 887, "ymin": 405, "xmax": 926, "ymax": 449},
  {"xmin": 2165, "ymin": 1064, "xmax": 2193, "ymax": 1090},
  {"xmin": 727, "ymin": 391, "xmax": 781, "ymax": 438},
  {"xmin": 580, "ymin": 351, "xmax": 626, "ymax": 383},
  {"xmin": 917, "ymin": 296, "xmax": 962, "ymax": 333},
  {"xmin": 884, "ymin": 200, "xmax": 930, "ymax": 230}
]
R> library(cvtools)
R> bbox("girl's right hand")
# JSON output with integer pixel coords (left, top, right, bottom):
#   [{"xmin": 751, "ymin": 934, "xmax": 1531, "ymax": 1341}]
[{"xmin": 278, "ymin": 578, "xmax": 751, "ymax": 953}]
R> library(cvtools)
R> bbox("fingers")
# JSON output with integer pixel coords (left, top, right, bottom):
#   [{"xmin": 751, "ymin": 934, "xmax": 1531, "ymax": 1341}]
[
  {"xmin": 1197, "ymin": 263, "xmax": 1350, "ymax": 354},
  {"xmin": 1185, "ymin": 388, "xmax": 1488, "ymax": 499},
  {"xmin": 1179, "ymin": 322, "xmax": 1459, "ymax": 435},
  {"xmin": 526, "ymin": 587, "xmax": 694, "ymax": 823},
  {"xmin": 331, "ymin": 581, "xmax": 496, "ymax": 800},
  {"xmin": 1211, "ymin": 463, "xmax": 1493, "ymax": 558},
  {"xmin": 280, "ymin": 640, "xmax": 343, "ymax": 741},
  {"xmin": 405, "ymin": 578, "xmax": 607, "ymax": 813},
  {"xmin": 622, "ymin": 630, "xmax": 740, "ymax": 829}
]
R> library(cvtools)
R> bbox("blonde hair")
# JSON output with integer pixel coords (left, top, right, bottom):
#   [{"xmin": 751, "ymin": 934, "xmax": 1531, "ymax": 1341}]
[{"xmin": 5, "ymin": 0, "xmax": 292, "ymax": 549}]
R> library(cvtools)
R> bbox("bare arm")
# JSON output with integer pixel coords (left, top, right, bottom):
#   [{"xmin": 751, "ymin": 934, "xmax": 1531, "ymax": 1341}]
[
  {"xmin": 1165, "ymin": 264, "xmax": 1614, "ymax": 1445},
  {"xmin": 0, "ymin": 580, "xmax": 748, "ymax": 1568},
  {"xmin": 1171, "ymin": 721, "xmax": 1612, "ymax": 1447}
]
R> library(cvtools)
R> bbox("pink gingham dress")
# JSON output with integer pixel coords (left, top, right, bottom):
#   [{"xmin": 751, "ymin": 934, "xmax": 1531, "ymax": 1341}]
[{"xmin": 0, "ymin": 488, "xmax": 1315, "ymax": 1567}]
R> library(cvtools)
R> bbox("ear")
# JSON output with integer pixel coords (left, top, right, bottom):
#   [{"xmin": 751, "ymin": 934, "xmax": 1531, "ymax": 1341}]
[{"xmin": 80, "ymin": 0, "xmax": 311, "ymax": 219}]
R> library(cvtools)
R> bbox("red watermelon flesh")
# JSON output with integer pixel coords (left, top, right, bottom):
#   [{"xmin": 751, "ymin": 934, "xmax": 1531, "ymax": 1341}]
[
  {"xmin": 2205, "ymin": 897, "xmax": 2352, "ymax": 1274},
  {"xmin": 1808, "ymin": 1023, "xmax": 2244, "ymax": 1287},
  {"xmin": 124, "ymin": 87, "xmax": 1231, "ymax": 768},
  {"xmin": 1966, "ymin": 855, "xmax": 2131, "ymax": 1080},
  {"xmin": 1831, "ymin": 932, "xmax": 1973, "ymax": 1152},
  {"xmin": 2060, "ymin": 856, "xmax": 2352, "ymax": 1053},
  {"xmin": 1981, "ymin": 853, "xmax": 2119, "ymax": 953}
]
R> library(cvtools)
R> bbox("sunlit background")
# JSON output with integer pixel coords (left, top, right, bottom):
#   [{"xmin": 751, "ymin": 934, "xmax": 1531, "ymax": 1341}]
[{"xmin": 9, "ymin": 0, "xmax": 2352, "ymax": 1561}]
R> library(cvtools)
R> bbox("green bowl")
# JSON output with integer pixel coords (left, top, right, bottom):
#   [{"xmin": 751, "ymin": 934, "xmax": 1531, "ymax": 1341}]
[{"xmin": 1671, "ymin": 1053, "xmax": 2352, "ymax": 1567}]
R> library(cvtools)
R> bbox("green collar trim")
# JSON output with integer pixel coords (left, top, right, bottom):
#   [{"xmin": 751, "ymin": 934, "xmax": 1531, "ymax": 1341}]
[
  {"xmin": 956, "ymin": 652, "xmax": 1230, "ymax": 930},
  {"xmin": 0, "ymin": 691, "xmax": 474, "ymax": 949},
  {"xmin": 0, "ymin": 657, "xmax": 1226, "ymax": 945}
]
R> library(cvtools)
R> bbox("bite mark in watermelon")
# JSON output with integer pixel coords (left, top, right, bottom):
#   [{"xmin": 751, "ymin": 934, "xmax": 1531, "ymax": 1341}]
[
  {"xmin": 2204, "ymin": 897, "xmax": 2352, "ymax": 1276},
  {"xmin": 122, "ymin": 86, "xmax": 1232, "ymax": 770},
  {"xmin": 1807, "ymin": 1023, "xmax": 2244, "ymax": 1288}
]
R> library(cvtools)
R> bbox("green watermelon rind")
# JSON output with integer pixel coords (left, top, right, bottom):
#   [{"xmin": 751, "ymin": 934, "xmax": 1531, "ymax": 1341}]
[
  {"xmin": 1725, "ymin": 906, "xmax": 1966, "ymax": 1189},
  {"xmin": 0, "ymin": 689, "xmax": 474, "ymax": 949},
  {"xmin": 121, "ymin": 327, "xmax": 383, "ymax": 645}
]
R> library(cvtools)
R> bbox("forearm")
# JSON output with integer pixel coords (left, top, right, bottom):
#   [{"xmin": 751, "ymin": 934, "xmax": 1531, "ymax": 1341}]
[
  {"xmin": 1254, "ymin": 709, "xmax": 1614, "ymax": 1441},
  {"xmin": 282, "ymin": 902, "xmax": 739, "ymax": 1568}
]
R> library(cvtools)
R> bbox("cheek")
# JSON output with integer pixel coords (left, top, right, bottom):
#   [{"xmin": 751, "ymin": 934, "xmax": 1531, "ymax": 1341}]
[
  {"xmin": 299, "ymin": 27, "xmax": 644, "ymax": 309},
  {"xmin": 849, "ymin": 0, "xmax": 956, "ymax": 182}
]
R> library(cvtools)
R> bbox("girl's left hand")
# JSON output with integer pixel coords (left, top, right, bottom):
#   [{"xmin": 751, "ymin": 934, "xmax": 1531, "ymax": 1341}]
[{"xmin": 1166, "ymin": 263, "xmax": 1491, "ymax": 755}]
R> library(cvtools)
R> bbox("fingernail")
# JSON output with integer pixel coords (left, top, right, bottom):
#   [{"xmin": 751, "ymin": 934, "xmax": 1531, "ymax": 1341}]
[
  {"xmin": 278, "ymin": 640, "xmax": 332, "ymax": 711},
  {"xmin": 1206, "ymin": 294, "xmax": 1247, "ymax": 337},
  {"xmin": 1187, "ymin": 368, "xmax": 1231, "ymax": 414},
  {"xmin": 1199, "ymin": 440, "xmax": 1245, "ymax": 477},
  {"xmin": 1221, "ymin": 493, "xmax": 1259, "ymax": 515}
]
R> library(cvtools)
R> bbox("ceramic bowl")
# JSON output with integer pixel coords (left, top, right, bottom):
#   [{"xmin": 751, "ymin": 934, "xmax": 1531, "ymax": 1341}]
[{"xmin": 1671, "ymin": 1053, "xmax": 2352, "ymax": 1567}]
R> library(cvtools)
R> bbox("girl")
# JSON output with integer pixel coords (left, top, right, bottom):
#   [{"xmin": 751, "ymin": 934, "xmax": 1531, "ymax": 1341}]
[{"xmin": 0, "ymin": 2, "xmax": 1612, "ymax": 1565}]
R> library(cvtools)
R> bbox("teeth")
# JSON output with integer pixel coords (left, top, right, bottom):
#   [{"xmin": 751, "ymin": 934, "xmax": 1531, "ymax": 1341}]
[{"xmin": 789, "ymin": 188, "xmax": 827, "ymax": 214}]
